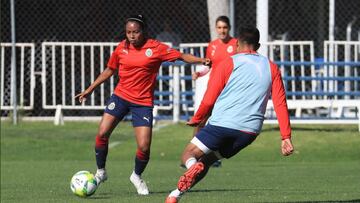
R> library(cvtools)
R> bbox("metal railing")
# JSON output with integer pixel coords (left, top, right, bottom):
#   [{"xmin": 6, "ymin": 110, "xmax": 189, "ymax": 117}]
[
  {"xmin": 0, "ymin": 43, "xmax": 35, "ymax": 110},
  {"xmin": 1, "ymin": 41, "xmax": 359, "ymax": 123},
  {"xmin": 324, "ymin": 41, "xmax": 360, "ymax": 99}
]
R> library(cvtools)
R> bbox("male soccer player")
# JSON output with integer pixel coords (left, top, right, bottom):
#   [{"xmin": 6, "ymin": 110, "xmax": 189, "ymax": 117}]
[{"xmin": 165, "ymin": 25, "xmax": 294, "ymax": 203}]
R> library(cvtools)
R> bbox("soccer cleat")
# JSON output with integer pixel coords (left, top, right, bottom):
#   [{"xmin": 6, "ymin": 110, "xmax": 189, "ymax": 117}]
[
  {"xmin": 165, "ymin": 196, "xmax": 179, "ymax": 203},
  {"xmin": 177, "ymin": 162, "xmax": 205, "ymax": 192},
  {"xmin": 94, "ymin": 168, "xmax": 108, "ymax": 184},
  {"xmin": 130, "ymin": 172, "xmax": 149, "ymax": 195}
]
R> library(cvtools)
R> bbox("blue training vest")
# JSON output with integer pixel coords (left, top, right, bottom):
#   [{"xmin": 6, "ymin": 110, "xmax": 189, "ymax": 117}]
[{"xmin": 208, "ymin": 53, "xmax": 272, "ymax": 134}]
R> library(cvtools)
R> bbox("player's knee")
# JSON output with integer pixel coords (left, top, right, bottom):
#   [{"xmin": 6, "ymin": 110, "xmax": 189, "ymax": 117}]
[
  {"xmin": 184, "ymin": 143, "xmax": 203, "ymax": 157},
  {"xmin": 137, "ymin": 145, "xmax": 150, "ymax": 153},
  {"xmin": 137, "ymin": 140, "xmax": 151, "ymax": 152},
  {"xmin": 97, "ymin": 126, "xmax": 111, "ymax": 138}
]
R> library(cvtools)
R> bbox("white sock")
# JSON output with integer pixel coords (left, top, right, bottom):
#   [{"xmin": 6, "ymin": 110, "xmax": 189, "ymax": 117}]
[
  {"xmin": 97, "ymin": 168, "xmax": 105, "ymax": 173},
  {"xmin": 185, "ymin": 157, "xmax": 197, "ymax": 169},
  {"xmin": 169, "ymin": 189, "xmax": 183, "ymax": 198},
  {"xmin": 131, "ymin": 171, "xmax": 141, "ymax": 179}
]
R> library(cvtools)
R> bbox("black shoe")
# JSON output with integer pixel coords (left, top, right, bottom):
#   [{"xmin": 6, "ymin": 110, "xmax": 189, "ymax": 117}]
[
  {"xmin": 211, "ymin": 160, "xmax": 222, "ymax": 167},
  {"xmin": 179, "ymin": 163, "xmax": 186, "ymax": 169}
]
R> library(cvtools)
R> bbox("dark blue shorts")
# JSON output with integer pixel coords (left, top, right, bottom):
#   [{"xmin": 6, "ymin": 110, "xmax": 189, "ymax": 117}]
[
  {"xmin": 194, "ymin": 124, "xmax": 257, "ymax": 159},
  {"xmin": 104, "ymin": 94, "xmax": 153, "ymax": 127}
]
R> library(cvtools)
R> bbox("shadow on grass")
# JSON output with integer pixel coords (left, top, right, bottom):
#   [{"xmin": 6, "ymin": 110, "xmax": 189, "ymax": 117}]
[
  {"xmin": 151, "ymin": 188, "xmax": 242, "ymax": 195},
  {"xmin": 189, "ymin": 188, "xmax": 243, "ymax": 193},
  {"xmin": 262, "ymin": 126, "xmax": 358, "ymax": 133},
  {"xmin": 153, "ymin": 188, "xmax": 360, "ymax": 203},
  {"xmin": 88, "ymin": 192, "xmax": 112, "ymax": 199},
  {"xmin": 154, "ymin": 188, "xmax": 267, "ymax": 194},
  {"xmin": 150, "ymin": 191, "xmax": 172, "ymax": 194},
  {"xmin": 267, "ymin": 200, "xmax": 360, "ymax": 203}
]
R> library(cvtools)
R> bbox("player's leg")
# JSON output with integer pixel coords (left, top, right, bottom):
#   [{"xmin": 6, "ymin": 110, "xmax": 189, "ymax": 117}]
[
  {"xmin": 194, "ymin": 113, "xmax": 222, "ymax": 168},
  {"xmin": 94, "ymin": 113, "xmax": 120, "ymax": 183},
  {"xmin": 129, "ymin": 126, "xmax": 151, "ymax": 195},
  {"xmin": 168, "ymin": 131, "xmax": 257, "ymax": 202},
  {"xmin": 166, "ymin": 142, "xmax": 207, "ymax": 203},
  {"xmin": 218, "ymin": 131, "xmax": 257, "ymax": 160},
  {"xmin": 177, "ymin": 150, "xmax": 219, "ymax": 192},
  {"xmin": 178, "ymin": 136, "xmax": 217, "ymax": 191},
  {"xmin": 129, "ymin": 104, "xmax": 153, "ymax": 195},
  {"xmin": 95, "ymin": 95, "xmax": 129, "ymax": 184},
  {"xmin": 166, "ymin": 124, "xmax": 222, "ymax": 202},
  {"xmin": 179, "ymin": 113, "xmax": 211, "ymax": 168},
  {"xmin": 198, "ymin": 113, "xmax": 222, "ymax": 167}
]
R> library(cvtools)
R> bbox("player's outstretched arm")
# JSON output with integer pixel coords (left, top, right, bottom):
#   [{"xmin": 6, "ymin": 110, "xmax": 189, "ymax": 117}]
[
  {"xmin": 281, "ymin": 138, "xmax": 294, "ymax": 156},
  {"xmin": 75, "ymin": 67, "xmax": 116, "ymax": 103},
  {"xmin": 180, "ymin": 53, "xmax": 211, "ymax": 65}
]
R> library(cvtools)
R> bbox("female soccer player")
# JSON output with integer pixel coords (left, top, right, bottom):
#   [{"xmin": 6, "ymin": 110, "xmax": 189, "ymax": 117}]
[
  {"xmin": 192, "ymin": 16, "xmax": 238, "ymax": 167},
  {"xmin": 75, "ymin": 14, "xmax": 209, "ymax": 195}
]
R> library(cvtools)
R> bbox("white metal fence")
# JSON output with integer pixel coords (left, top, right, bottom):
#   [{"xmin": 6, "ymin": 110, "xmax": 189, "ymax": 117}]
[
  {"xmin": 0, "ymin": 43, "xmax": 35, "ymax": 110},
  {"xmin": 41, "ymin": 42, "xmax": 118, "ymax": 110},
  {"xmin": 178, "ymin": 43, "xmax": 208, "ymax": 113},
  {"xmin": 1, "ymin": 41, "xmax": 359, "ymax": 123},
  {"xmin": 264, "ymin": 41, "xmax": 316, "ymax": 100},
  {"xmin": 41, "ymin": 42, "xmax": 177, "ymax": 115},
  {"xmin": 324, "ymin": 41, "xmax": 360, "ymax": 99}
]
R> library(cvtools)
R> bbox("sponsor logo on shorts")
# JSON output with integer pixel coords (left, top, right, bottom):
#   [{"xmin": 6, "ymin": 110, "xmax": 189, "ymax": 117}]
[
  {"xmin": 145, "ymin": 48, "xmax": 153, "ymax": 57},
  {"xmin": 143, "ymin": 116, "xmax": 150, "ymax": 123},
  {"xmin": 107, "ymin": 102, "xmax": 115, "ymax": 110}
]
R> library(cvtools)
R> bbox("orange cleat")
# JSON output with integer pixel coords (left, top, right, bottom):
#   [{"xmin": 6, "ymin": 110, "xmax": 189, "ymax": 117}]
[
  {"xmin": 165, "ymin": 196, "xmax": 178, "ymax": 203},
  {"xmin": 177, "ymin": 162, "xmax": 205, "ymax": 192}
]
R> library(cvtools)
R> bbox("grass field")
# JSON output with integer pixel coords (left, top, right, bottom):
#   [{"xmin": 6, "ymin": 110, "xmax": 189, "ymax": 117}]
[{"xmin": 1, "ymin": 121, "xmax": 360, "ymax": 203}]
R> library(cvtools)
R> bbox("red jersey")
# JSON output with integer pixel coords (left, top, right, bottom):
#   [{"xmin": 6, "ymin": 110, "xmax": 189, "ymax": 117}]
[
  {"xmin": 206, "ymin": 38, "xmax": 238, "ymax": 69},
  {"xmin": 107, "ymin": 39, "xmax": 182, "ymax": 106}
]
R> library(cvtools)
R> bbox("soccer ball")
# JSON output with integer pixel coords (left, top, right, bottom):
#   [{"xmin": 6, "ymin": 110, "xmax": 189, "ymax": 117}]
[{"xmin": 70, "ymin": 171, "xmax": 98, "ymax": 197}]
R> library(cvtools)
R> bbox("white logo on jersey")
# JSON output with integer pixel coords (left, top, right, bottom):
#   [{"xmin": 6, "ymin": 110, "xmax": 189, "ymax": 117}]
[
  {"xmin": 108, "ymin": 102, "xmax": 115, "ymax": 110},
  {"xmin": 227, "ymin": 45, "xmax": 233, "ymax": 53},
  {"xmin": 143, "ymin": 116, "xmax": 150, "ymax": 123},
  {"xmin": 145, "ymin": 48, "xmax": 153, "ymax": 57},
  {"xmin": 122, "ymin": 49, "xmax": 128, "ymax": 54}
]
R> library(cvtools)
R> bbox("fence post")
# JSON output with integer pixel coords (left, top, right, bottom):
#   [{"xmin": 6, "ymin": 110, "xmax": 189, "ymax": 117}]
[
  {"xmin": 173, "ymin": 66, "xmax": 180, "ymax": 123},
  {"xmin": 54, "ymin": 104, "xmax": 64, "ymax": 125},
  {"xmin": 10, "ymin": 0, "xmax": 17, "ymax": 125}
]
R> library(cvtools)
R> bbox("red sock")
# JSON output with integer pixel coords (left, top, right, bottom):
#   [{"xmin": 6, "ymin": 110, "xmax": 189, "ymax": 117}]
[
  {"xmin": 95, "ymin": 135, "xmax": 109, "ymax": 169},
  {"xmin": 134, "ymin": 149, "xmax": 150, "ymax": 175}
]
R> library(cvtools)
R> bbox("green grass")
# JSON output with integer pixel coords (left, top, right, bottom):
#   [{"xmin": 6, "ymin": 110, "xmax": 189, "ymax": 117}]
[{"xmin": 1, "ymin": 121, "xmax": 360, "ymax": 202}]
